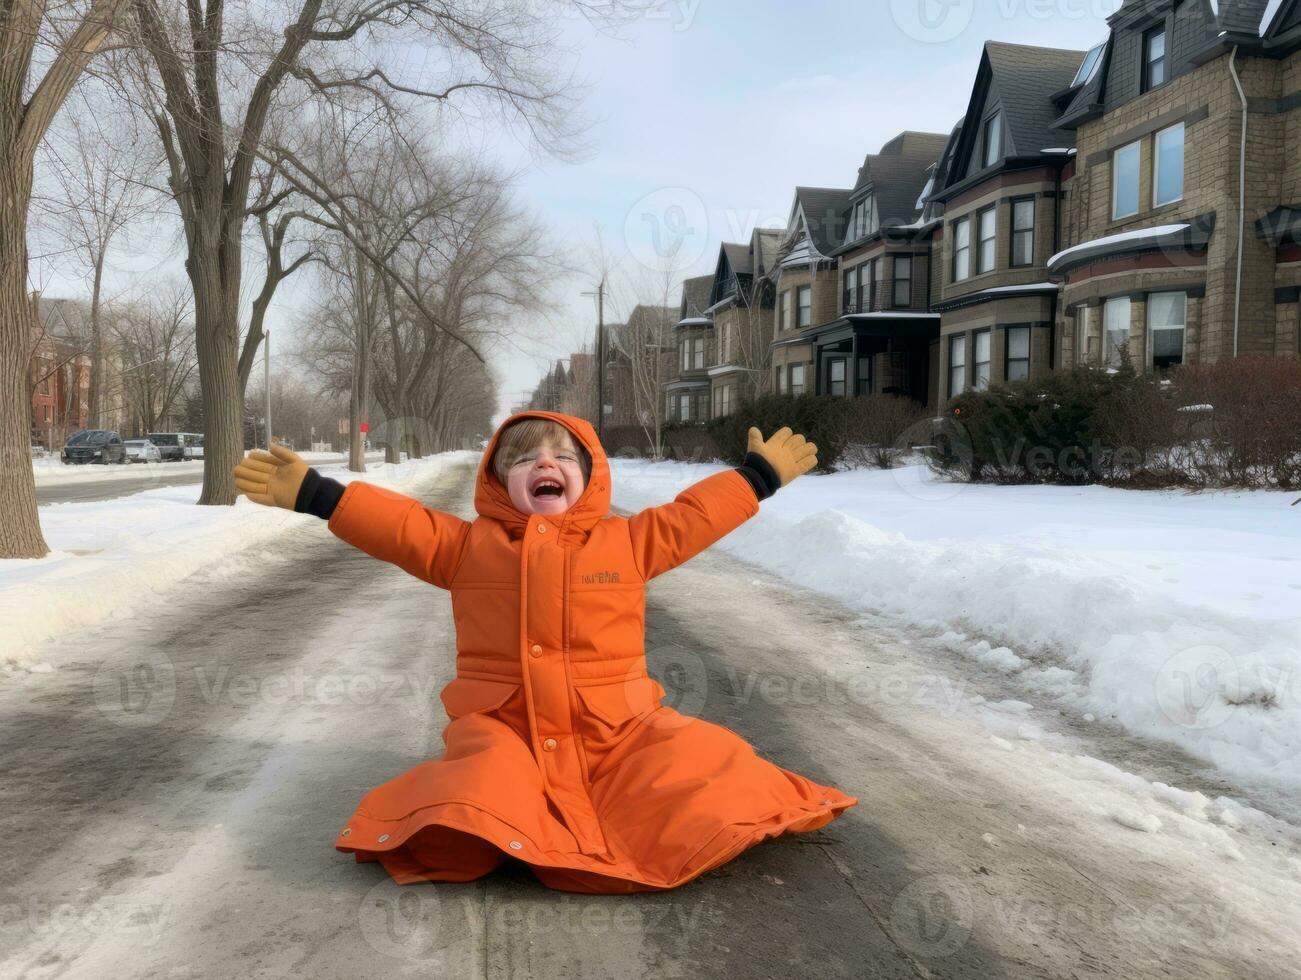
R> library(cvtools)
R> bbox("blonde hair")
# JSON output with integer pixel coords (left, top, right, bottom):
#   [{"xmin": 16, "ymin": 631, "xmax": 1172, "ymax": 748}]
[{"xmin": 491, "ymin": 418, "xmax": 591, "ymax": 487}]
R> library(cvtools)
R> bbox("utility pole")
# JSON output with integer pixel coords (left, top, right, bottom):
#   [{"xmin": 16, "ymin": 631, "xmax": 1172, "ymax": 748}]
[{"xmin": 264, "ymin": 329, "xmax": 273, "ymax": 449}]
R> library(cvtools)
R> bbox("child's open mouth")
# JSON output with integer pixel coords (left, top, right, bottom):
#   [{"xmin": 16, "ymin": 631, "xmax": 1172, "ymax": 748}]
[{"xmin": 530, "ymin": 478, "xmax": 565, "ymax": 499}]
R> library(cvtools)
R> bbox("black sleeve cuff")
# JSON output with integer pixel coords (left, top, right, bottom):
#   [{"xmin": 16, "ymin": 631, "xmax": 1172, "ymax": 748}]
[
  {"xmin": 735, "ymin": 451, "xmax": 781, "ymax": 502},
  {"xmin": 294, "ymin": 467, "xmax": 347, "ymax": 521}
]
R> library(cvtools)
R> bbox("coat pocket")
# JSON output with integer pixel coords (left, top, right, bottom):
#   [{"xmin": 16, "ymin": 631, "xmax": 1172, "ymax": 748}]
[
  {"xmin": 574, "ymin": 676, "xmax": 665, "ymax": 729},
  {"xmin": 439, "ymin": 676, "xmax": 521, "ymax": 720}
]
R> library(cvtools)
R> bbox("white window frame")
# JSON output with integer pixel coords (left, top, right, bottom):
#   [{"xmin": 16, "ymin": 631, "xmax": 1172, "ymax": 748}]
[
  {"xmin": 977, "ymin": 206, "xmax": 997, "ymax": 274},
  {"xmin": 1075, "ymin": 304, "xmax": 1092, "ymax": 366},
  {"xmin": 790, "ymin": 363, "xmax": 805, "ymax": 396},
  {"xmin": 983, "ymin": 111, "xmax": 1003, "ymax": 168},
  {"xmin": 949, "ymin": 334, "xmax": 967, "ymax": 397},
  {"xmin": 952, "ymin": 217, "xmax": 971, "ymax": 282},
  {"xmin": 781, "ymin": 290, "xmax": 792, "ymax": 331},
  {"xmin": 1112, "ymin": 140, "xmax": 1141, "ymax": 220},
  {"xmin": 1153, "ymin": 122, "xmax": 1184, "ymax": 208},
  {"xmin": 797, "ymin": 285, "xmax": 812, "ymax": 328},
  {"xmin": 973, "ymin": 329, "xmax": 991, "ymax": 390},
  {"xmin": 1146, "ymin": 291, "xmax": 1187, "ymax": 371},
  {"xmin": 1006, "ymin": 326, "xmax": 1031, "ymax": 381},
  {"xmin": 1103, "ymin": 295, "xmax": 1132, "ymax": 369}
]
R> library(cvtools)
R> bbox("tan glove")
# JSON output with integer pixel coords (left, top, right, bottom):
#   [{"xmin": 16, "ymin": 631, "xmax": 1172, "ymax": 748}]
[
  {"xmin": 747, "ymin": 426, "xmax": 817, "ymax": 486},
  {"xmin": 233, "ymin": 443, "xmax": 309, "ymax": 509}
]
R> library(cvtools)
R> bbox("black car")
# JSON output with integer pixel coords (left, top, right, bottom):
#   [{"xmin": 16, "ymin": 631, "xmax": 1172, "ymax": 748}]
[{"xmin": 61, "ymin": 429, "xmax": 128, "ymax": 465}]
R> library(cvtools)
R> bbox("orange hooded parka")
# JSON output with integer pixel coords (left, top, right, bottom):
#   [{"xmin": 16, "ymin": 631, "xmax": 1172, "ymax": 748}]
[{"xmin": 329, "ymin": 410, "xmax": 857, "ymax": 893}]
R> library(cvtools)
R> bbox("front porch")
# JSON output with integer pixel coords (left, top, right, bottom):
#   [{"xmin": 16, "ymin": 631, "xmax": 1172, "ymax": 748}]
[{"xmin": 803, "ymin": 313, "xmax": 940, "ymax": 404}]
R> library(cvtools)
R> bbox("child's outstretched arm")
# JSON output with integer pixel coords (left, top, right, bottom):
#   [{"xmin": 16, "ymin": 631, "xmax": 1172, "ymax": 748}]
[
  {"xmin": 626, "ymin": 426, "xmax": 817, "ymax": 580},
  {"xmin": 234, "ymin": 445, "xmax": 470, "ymax": 589}
]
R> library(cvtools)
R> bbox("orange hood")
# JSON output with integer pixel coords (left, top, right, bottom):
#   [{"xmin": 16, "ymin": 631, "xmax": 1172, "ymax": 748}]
[{"xmin": 474, "ymin": 410, "xmax": 611, "ymax": 538}]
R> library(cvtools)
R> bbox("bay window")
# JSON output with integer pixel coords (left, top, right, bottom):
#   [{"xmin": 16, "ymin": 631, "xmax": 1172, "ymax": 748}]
[
  {"xmin": 790, "ymin": 363, "xmax": 806, "ymax": 396},
  {"xmin": 1154, "ymin": 122, "xmax": 1184, "ymax": 207},
  {"xmin": 1011, "ymin": 197, "xmax": 1035, "ymax": 267},
  {"xmin": 1112, "ymin": 141, "xmax": 1141, "ymax": 220},
  {"xmin": 952, "ymin": 217, "xmax": 971, "ymax": 282},
  {"xmin": 973, "ymin": 329, "xmax": 991, "ymax": 390},
  {"xmin": 1006, "ymin": 326, "xmax": 1031, "ymax": 381},
  {"xmin": 1103, "ymin": 296, "xmax": 1132, "ymax": 369},
  {"xmin": 797, "ymin": 285, "xmax": 811, "ymax": 328},
  {"xmin": 977, "ymin": 206, "xmax": 996, "ymax": 274},
  {"xmin": 949, "ymin": 334, "xmax": 967, "ymax": 397},
  {"xmin": 893, "ymin": 255, "xmax": 913, "ymax": 307}
]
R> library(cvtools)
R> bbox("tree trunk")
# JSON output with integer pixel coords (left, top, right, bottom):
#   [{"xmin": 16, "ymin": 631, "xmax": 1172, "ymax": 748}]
[
  {"xmin": 88, "ymin": 250, "xmax": 105, "ymax": 427},
  {"xmin": 190, "ymin": 247, "xmax": 243, "ymax": 505},
  {"xmin": 0, "ymin": 163, "xmax": 49, "ymax": 558}
]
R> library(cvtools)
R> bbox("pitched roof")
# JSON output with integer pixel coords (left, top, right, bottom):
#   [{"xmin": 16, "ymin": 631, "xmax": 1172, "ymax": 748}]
[
  {"xmin": 850, "ymin": 131, "xmax": 949, "ymax": 229},
  {"xmin": 678, "ymin": 275, "xmax": 713, "ymax": 319},
  {"xmin": 792, "ymin": 186, "xmax": 852, "ymax": 257},
  {"xmin": 751, "ymin": 227, "xmax": 785, "ymax": 278},
  {"xmin": 721, "ymin": 241, "xmax": 753, "ymax": 277},
  {"xmin": 984, "ymin": 41, "xmax": 1087, "ymax": 156}
]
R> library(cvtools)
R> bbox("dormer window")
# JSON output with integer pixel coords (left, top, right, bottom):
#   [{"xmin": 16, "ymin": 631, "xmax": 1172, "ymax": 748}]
[
  {"xmin": 847, "ymin": 196, "xmax": 879, "ymax": 244},
  {"xmin": 982, "ymin": 111, "xmax": 1002, "ymax": 168},
  {"xmin": 1142, "ymin": 25, "xmax": 1166, "ymax": 92}
]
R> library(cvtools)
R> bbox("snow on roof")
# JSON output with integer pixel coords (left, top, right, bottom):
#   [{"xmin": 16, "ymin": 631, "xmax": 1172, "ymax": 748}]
[
  {"xmin": 1048, "ymin": 224, "xmax": 1190, "ymax": 269},
  {"xmin": 976, "ymin": 282, "xmax": 1058, "ymax": 295},
  {"xmin": 1260, "ymin": 0, "xmax": 1284, "ymax": 34},
  {"xmin": 677, "ymin": 316, "xmax": 712, "ymax": 327},
  {"xmin": 844, "ymin": 312, "xmax": 939, "ymax": 320}
]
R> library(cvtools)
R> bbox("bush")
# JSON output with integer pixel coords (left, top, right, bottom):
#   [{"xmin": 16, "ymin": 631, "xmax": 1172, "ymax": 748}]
[
  {"xmin": 833, "ymin": 394, "xmax": 931, "ymax": 469},
  {"xmin": 931, "ymin": 358, "xmax": 1301, "ymax": 490},
  {"xmin": 707, "ymin": 394, "xmax": 852, "ymax": 471}
]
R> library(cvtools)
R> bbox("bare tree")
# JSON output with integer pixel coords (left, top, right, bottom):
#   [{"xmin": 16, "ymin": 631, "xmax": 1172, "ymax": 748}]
[
  {"xmin": 0, "ymin": 0, "xmax": 130, "ymax": 558},
  {"xmin": 108, "ymin": 281, "xmax": 197, "ymax": 434},
  {"xmin": 127, "ymin": 0, "xmax": 585, "ymax": 505},
  {"xmin": 39, "ymin": 92, "xmax": 162, "ymax": 429}
]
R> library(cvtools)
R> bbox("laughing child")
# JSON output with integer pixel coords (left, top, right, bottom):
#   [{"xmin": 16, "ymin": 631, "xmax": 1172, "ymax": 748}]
[{"xmin": 233, "ymin": 410, "xmax": 857, "ymax": 893}]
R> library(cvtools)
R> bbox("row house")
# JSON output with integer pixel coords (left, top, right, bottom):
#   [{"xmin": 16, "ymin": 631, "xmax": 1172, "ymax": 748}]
[
  {"xmin": 665, "ymin": 274, "xmax": 714, "ymax": 423},
  {"xmin": 932, "ymin": 41, "xmax": 1087, "ymax": 398},
  {"xmin": 606, "ymin": 304, "xmax": 676, "ymax": 427},
  {"xmin": 1049, "ymin": 0, "xmax": 1301, "ymax": 373},
  {"xmin": 654, "ymin": 0, "xmax": 1299, "ymax": 426}
]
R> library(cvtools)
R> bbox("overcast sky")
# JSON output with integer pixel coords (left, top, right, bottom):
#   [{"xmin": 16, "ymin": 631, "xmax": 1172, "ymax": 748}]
[{"xmin": 33, "ymin": 0, "xmax": 1123, "ymax": 431}]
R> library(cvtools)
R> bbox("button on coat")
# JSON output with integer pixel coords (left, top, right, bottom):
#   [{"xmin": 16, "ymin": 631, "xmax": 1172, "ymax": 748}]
[{"xmin": 330, "ymin": 410, "xmax": 857, "ymax": 893}]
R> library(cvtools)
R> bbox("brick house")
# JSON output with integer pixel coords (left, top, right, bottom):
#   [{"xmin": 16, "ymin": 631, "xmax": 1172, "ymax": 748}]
[
  {"xmin": 1048, "ymin": 0, "xmax": 1301, "ymax": 370},
  {"xmin": 930, "ymin": 42, "xmax": 1088, "ymax": 401},
  {"xmin": 606, "ymin": 304, "xmax": 676, "ymax": 428},
  {"xmin": 664, "ymin": 274, "xmax": 714, "ymax": 423},
  {"xmin": 706, "ymin": 227, "xmax": 783, "ymax": 417},
  {"xmin": 811, "ymin": 131, "xmax": 950, "ymax": 404},
  {"xmin": 769, "ymin": 187, "xmax": 851, "ymax": 399}
]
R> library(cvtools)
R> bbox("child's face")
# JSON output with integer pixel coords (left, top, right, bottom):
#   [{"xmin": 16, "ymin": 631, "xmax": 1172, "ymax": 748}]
[{"xmin": 504, "ymin": 434, "xmax": 588, "ymax": 516}]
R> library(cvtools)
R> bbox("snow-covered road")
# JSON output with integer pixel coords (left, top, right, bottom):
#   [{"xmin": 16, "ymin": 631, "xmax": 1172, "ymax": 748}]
[{"xmin": 1, "ymin": 459, "xmax": 1298, "ymax": 979}]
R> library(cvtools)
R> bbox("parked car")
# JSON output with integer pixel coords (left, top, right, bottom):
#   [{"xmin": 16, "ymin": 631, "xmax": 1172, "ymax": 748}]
[
  {"xmin": 181, "ymin": 432, "xmax": 204, "ymax": 461},
  {"xmin": 146, "ymin": 432, "xmax": 186, "ymax": 462},
  {"xmin": 61, "ymin": 429, "xmax": 128, "ymax": 465},
  {"xmin": 124, "ymin": 438, "xmax": 163, "ymax": 464}
]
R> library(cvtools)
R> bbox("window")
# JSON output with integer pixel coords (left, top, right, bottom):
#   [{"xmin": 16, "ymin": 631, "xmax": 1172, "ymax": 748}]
[
  {"xmin": 982, "ymin": 111, "xmax": 1003, "ymax": 168},
  {"xmin": 1112, "ymin": 140, "xmax": 1141, "ymax": 220},
  {"xmin": 828, "ymin": 357, "xmax": 847, "ymax": 396},
  {"xmin": 973, "ymin": 330, "xmax": 991, "ymax": 390},
  {"xmin": 1143, "ymin": 25, "xmax": 1167, "ymax": 92},
  {"xmin": 680, "ymin": 393, "xmax": 692, "ymax": 420},
  {"xmin": 977, "ymin": 206, "xmax": 997, "ymax": 274},
  {"xmin": 1072, "ymin": 40, "xmax": 1106, "ymax": 87},
  {"xmin": 952, "ymin": 217, "xmax": 971, "ymax": 281},
  {"xmin": 1147, "ymin": 291, "xmax": 1186, "ymax": 370},
  {"xmin": 680, "ymin": 340, "xmax": 688, "ymax": 372},
  {"xmin": 1006, "ymin": 326, "xmax": 1031, "ymax": 381},
  {"xmin": 1075, "ymin": 305, "xmax": 1092, "ymax": 366},
  {"xmin": 1103, "ymin": 296, "xmax": 1131, "ymax": 369},
  {"xmin": 1011, "ymin": 198, "xmax": 1035, "ymax": 267},
  {"xmin": 864, "ymin": 258, "xmax": 878, "ymax": 310},
  {"xmin": 857, "ymin": 356, "xmax": 871, "ymax": 394},
  {"xmin": 790, "ymin": 363, "xmax": 806, "ymax": 396},
  {"xmin": 893, "ymin": 255, "xmax": 913, "ymax": 307},
  {"xmin": 780, "ymin": 291, "xmax": 791, "ymax": 330},
  {"xmin": 797, "ymin": 286, "xmax": 811, "ymax": 328},
  {"xmin": 1154, "ymin": 122, "xmax": 1184, "ymax": 207},
  {"xmin": 949, "ymin": 334, "xmax": 967, "ymax": 397},
  {"xmin": 721, "ymin": 383, "xmax": 735, "ymax": 416},
  {"xmin": 693, "ymin": 337, "xmax": 705, "ymax": 369},
  {"xmin": 844, "ymin": 266, "xmax": 859, "ymax": 313}
]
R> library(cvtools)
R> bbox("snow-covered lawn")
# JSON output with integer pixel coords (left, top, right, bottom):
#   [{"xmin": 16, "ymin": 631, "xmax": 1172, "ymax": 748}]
[
  {"xmin": 1, "ymin": 452, "xmax": 476, "ymax": 669},
  {"xmin": 612, "ymin": 457, "xmax": 1301, "ymax": 791}
]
